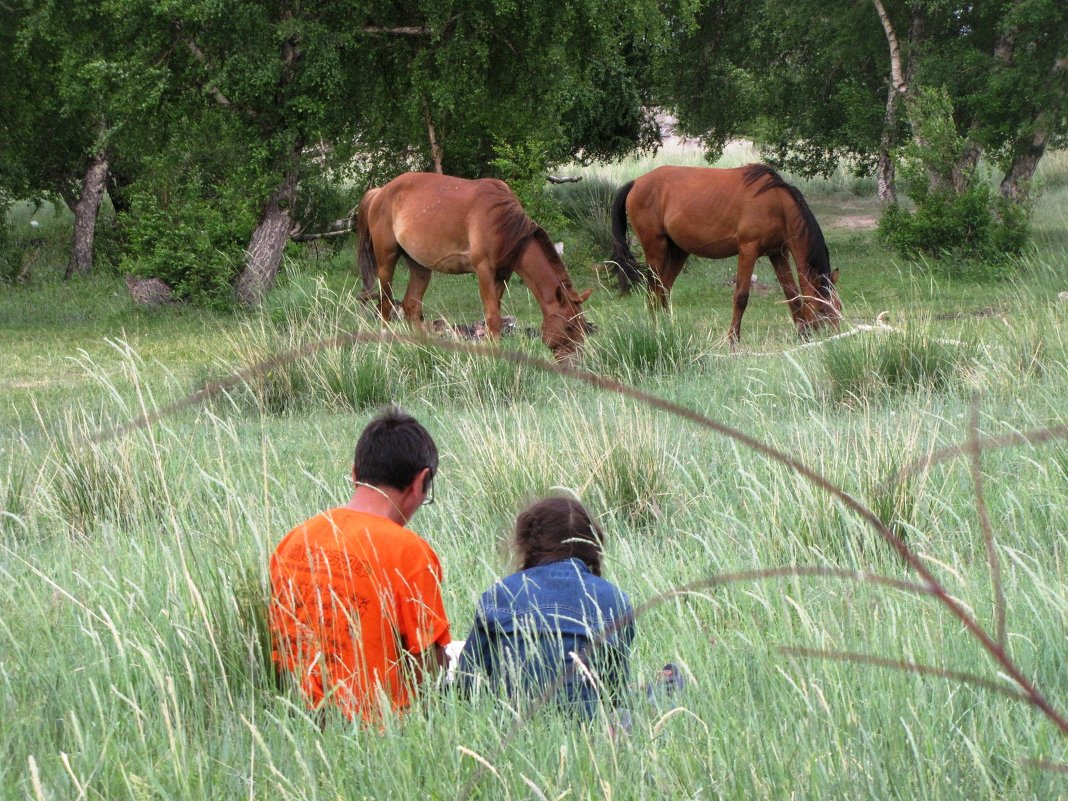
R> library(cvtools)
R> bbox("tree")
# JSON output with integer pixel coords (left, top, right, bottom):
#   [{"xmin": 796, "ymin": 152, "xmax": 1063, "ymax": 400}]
[
  {"xmin": 0, "ymin": 1, "xmax": 125, "ymax": 278},
  {"xmin": 659, "ymin": 0, "xmax": 1068, "ymax": 206}
]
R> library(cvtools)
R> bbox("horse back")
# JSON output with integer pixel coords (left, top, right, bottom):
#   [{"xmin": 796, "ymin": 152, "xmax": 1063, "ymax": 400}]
[
  {"xmin": 631, "ymin": 165, "xmax": 800, "ymax": 258},
  {"xmin": 369, "ymin": 173, "xmax": 536, "ymax": 274}
]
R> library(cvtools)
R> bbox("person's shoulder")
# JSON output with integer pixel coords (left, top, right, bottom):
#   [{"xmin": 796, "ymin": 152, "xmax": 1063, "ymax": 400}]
[
  {"xmin": 275, "ymin": 508, "xmax": 335, "ymax": 547},
  {"xmin": 585, "ymin": 572, "xmax": 632, "ymax": 611}
]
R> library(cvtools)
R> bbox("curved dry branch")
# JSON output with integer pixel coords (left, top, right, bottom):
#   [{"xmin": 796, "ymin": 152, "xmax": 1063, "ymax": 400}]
[
  {"xmin": 778, "ymin": 646, "xmax": 1027, "ymax": 701},
  {"xmin": 896, "ymin": 423, "xmax": 1068, "ymax": 484},
  {"xmin": 969, "ymin": 399, "xmax": 1006, "ymax": 649}
]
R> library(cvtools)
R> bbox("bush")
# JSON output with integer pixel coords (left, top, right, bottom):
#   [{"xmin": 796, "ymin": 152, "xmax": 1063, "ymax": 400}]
[
  {"xmin": 877, "ymin": 184, "xmax": 1031, "ymax": 278},
  {"xmin": 490, "ymin": 140, "xmax": 568, "ymax": 236},
  {"xmin": 120, "ymin": 172, "xmax": 254, "ymax": 309}
]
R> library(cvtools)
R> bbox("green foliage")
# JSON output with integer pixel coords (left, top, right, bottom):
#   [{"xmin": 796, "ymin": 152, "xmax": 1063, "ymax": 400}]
[
  {"xmin": 490, "ymin": 140, "xmax": 568, "ymax": 235},
  {"xmin": 877, "ymin": 89, "xmax": 1033, "ymax": 273},
  {"xmin": 0, "ymin": 212, "xmax": 19, "ymax": 283},
  {"xmin": 120, "ymin": 171, "xmax": 256, "ymax": 309},
  {"xmin": 878, "ymin": 188, "xmax": 1031, "ymax": 276}
]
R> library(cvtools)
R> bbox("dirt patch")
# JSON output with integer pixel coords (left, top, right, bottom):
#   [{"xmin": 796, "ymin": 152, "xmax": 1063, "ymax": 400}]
[{"xmin": 830, "ymin": 214, "xmax": 878, "ymax": 230}]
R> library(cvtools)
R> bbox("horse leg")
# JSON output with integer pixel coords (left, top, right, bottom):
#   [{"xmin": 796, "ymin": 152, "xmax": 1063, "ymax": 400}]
[
  {"xmin": 769, "ymin": 252, "xmax": 810, "ymax": 337},
  {"xmin": 643, "ymin": 236, "xmax": 686, "ymax": 311},
  {"xmin": 727, "ymin": 244, "xmax": 760, "ymax": 346},
  {"xmin": 375, "ymin": 246, "xmax": 401, "ymax": 324},
  {"xmin": 476, "ymin": 269, "xmax": 505, "ymax": 340},
  {"xmin": 400, "ymin": 262, "xmax": 432, "ymax": 332}
]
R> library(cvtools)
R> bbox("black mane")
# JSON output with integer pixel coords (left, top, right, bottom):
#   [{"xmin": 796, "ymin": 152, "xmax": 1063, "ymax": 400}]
[{"xmin": 743, "ymin": 164, "xmax": 832, "ymax": 294}]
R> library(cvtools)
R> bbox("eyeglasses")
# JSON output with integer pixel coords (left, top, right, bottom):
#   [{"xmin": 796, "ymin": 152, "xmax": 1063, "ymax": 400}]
[{"xmin": 422, "ymin": 474, "xmax": 435, "ymax": 506}]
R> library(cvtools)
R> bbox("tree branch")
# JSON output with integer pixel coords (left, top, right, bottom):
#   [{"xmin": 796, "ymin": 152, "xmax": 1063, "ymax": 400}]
[
  {"xmin": 185, "ymin": 38, "xmax": 235, "ymax": 108},
  {"xmin": 362, "ymin": 26, "xmax": 430, "ymax": 36}
]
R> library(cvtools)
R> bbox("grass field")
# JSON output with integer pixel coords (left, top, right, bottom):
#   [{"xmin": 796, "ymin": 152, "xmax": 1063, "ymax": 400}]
[{"xmin": 2, "ymin": 145, "xmax": 1067, "ymax": 800}]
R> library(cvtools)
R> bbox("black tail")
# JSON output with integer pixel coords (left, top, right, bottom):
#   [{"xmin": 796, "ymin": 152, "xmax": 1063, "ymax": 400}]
[
  {"xmin": 610, "ymin": 180, "xmax": 644, "ymax": 294},
  {"xmin": 355, "ymin": 189, "xmax": 378, "ymax": 295}
]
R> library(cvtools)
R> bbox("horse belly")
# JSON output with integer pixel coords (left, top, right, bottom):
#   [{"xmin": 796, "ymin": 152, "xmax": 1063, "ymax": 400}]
[
  {"xmin": 670, "ymin": 228, "xmax": 739, "ymax": 259},
  {"xmin": 403, "ymin": 242, "xmax": 473, "ymax": 274},
  {"xmin": 393, "ymin": 217, "xmax": 474, "ymax": 274}
]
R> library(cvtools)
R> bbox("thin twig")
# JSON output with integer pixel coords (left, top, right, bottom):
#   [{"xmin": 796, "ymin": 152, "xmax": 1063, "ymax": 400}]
[
  {"xmin": 778, "ymin": 646, "xmax": 1026, "ymax": 701},
  {"xmin": 896, "ymin": 423, "xmax": 1068, "ymax": 484},
  {"xmin": 1022, "ymin": 758, "xmax": 1068, "ymax": 774},
  {"xmin": 969, "ymin": 396, "xmax": 1006, "ymax": 650}
]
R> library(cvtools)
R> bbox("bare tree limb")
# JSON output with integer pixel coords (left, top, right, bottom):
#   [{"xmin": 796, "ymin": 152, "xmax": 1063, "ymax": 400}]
[
  {"xmin": 185, "ymin": 38, "xmax": 235, "ymax": 108},
  {"xmin": 362, "ymin": 26, "xmax": 430, "ymax": 36}
]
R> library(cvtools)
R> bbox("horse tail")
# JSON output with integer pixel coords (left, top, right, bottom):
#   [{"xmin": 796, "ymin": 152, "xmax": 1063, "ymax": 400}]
[
  {"xmin": 610, "ymin": 180, "xmax": 644, "ymax": 294},
  {"xmin": 356, "ymin": 188, "xmax": 379, "ymax": 295},
  {"xmin": 745, "ymin": 165, "xmax": 833, "ymax": 301}
]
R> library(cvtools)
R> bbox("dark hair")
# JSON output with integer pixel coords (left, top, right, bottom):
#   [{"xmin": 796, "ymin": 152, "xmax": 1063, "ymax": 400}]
[
  {"xmin": 514, "ymin": 498, "xmax": 605, "ymax": 576},
  {"xmin": 353, "ymin": 407, "xmax": 438, "ymax": 492}
]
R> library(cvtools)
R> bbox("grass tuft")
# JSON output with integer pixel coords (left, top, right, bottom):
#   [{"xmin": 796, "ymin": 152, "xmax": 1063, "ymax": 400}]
[{"xmin": 820, "ymin": 326, "xmax": 974, "ymax": 404}]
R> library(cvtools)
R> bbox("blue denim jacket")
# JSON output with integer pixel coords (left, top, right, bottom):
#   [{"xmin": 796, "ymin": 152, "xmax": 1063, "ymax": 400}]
[{"xmin": 456, "ymin": 558, "xmax": 634, "ymax": 716}]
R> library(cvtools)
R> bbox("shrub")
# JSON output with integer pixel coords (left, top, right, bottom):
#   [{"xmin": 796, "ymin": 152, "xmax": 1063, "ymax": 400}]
[
  {"xmin": 120, "ymin": 172, "xmax": 254, "ymax": 309},
  {"xmin": 551, "ymin": 177, "xmax": 619, "ymax": 256},
  {"xmin": 490, "ymin": 140, "xmax": 568, "ymax": 237},
  {"xmin": 877, "ymin": 187, "xmax": 1029, "ymax": 278}
]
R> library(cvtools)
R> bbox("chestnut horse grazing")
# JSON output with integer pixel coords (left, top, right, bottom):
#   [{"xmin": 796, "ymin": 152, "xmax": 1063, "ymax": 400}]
[
  {"xmin": 611, "ymin": 164, "xmax": 841, "ymax": 344},
  {"xmin": 357, "ymin": 172, "xmax": 592, "ymax": 360}
]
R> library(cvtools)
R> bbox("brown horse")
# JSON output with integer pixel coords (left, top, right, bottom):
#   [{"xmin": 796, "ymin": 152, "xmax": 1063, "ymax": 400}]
[
  {"xmin": 357, "ymin": 172, "xmax": 592, "ymax": 360},
  {"xmin": 611, "ymin": 164, "xmax": 841, "ymax": 344}
]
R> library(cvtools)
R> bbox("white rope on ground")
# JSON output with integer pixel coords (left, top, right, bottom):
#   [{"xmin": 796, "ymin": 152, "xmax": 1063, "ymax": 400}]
[{"xmin": 707, "ymin": 310, "xmax": 969, "ymax": 358}]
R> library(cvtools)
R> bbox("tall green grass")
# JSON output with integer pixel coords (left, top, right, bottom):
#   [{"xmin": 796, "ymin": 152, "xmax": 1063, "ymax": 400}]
[{"xmin": 3, "ymin": 149, "xmax": 1068, "ymax": 801}]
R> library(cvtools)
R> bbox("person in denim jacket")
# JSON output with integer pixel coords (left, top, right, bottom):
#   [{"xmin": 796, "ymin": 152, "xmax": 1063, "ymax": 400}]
[{"xmin": 456, "ymin": 497, "xmax": 634, "ymax": 717}]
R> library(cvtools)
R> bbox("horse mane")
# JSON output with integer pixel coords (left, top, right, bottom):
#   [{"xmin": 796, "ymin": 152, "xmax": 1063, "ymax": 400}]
[
  {"xmin": 529, "ymin": 227, "xmax": 578, "ymax": 288},
  {"xmin": 483, "ymin": 182, "xmax": 574, "ymax": 289},
  {"xmin": 743, "ymin": 164, "xmax": 833, "ymax": 297},
  {"xmin": 482, "ymin": 182, "xmax": 541, "ymax": 270}
]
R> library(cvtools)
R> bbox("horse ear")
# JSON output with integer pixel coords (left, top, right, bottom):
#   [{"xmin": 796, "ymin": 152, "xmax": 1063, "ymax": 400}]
[
  {"xmin": 577, "ymin": 288, "xmax": 592, "ymax": 303},
  {"xmin": 829, "ymin": 268, "xmax": 840, "ymax": 284}
]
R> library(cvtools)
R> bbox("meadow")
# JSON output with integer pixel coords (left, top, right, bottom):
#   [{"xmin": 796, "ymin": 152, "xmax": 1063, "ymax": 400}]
[{"xmin": 1, "ymin": 143, "xmax": 1067, "ymax": 800}]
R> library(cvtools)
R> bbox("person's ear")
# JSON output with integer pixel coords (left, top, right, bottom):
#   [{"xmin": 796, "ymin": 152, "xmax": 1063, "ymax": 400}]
[{"xmin": 407, "ymin": 467, "xmax": 431, "ymax": 496}]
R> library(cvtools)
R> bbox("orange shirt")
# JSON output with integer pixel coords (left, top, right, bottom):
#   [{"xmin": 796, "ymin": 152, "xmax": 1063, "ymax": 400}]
[{"xmin": 269, "ymin": 507, "xmax": 451, "ymax": 720}]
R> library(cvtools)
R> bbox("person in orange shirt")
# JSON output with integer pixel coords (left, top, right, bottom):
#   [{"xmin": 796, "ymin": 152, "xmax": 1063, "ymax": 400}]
[{"xmin": 269, "ymin": 408, "xmax": 451, "ymax": 721}]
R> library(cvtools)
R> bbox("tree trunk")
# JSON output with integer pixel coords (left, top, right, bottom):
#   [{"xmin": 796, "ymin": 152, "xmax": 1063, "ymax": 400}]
[
  {"xmin": 425, "ymin": 107, "xmax": 444, "ymax": 174},
  {"xmin": 1000, "ymin": 125, "xmax": 1048, "ymax": 202},
  {"xmin": 64, "ymin": 149, "xmax": 109, "ymax": 279},
  {"xmin": 872, "ymin": 0, "xmax": 946, "ymax": 192},
  {"xmin": 877, "ymin": 86, "xmax": 898, "ymax": 204},
  {"xmin": 234, "ymin": 160, "xmax": 300, "ymax": 305},
  {"xmin": 952, "ymin": 140, "xmax": 982, "ymax": 194}
]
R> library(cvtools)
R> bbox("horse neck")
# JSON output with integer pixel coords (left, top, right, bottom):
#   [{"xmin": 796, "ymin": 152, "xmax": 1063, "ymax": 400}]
[{"xmin": 514, "ymin": 238, "xmax": 576, "ymax": 319}]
